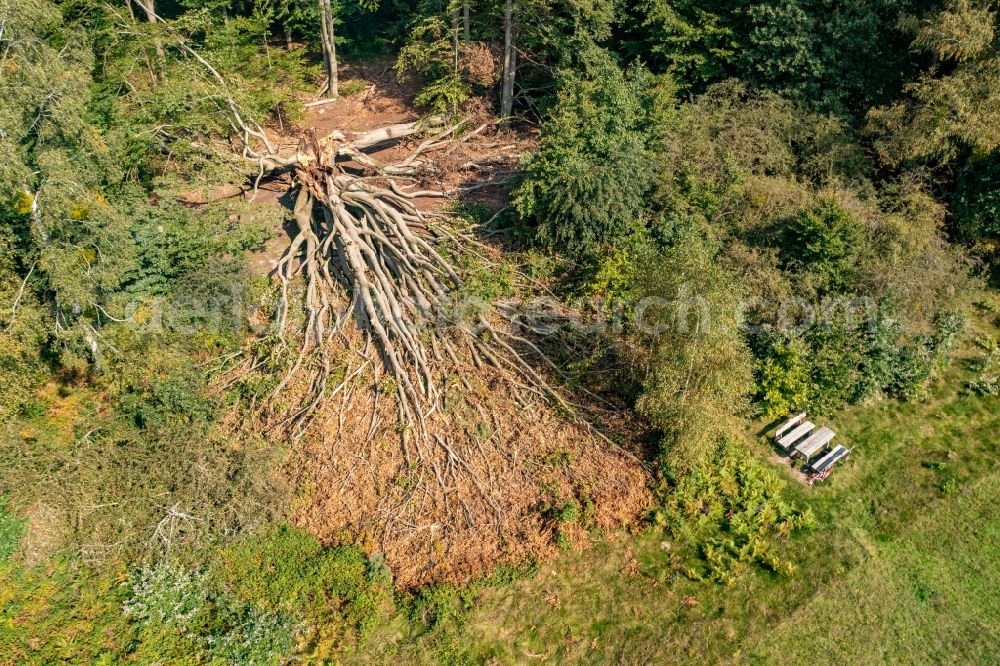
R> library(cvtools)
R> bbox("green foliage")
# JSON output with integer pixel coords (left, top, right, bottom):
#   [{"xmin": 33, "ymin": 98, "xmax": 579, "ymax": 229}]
[
  {"xmin": 0, "ymin": 0, "xmax": 295, "ymax": 569},
  {"xmin": 0, "ymin": 0, "xmax": 135, "ymax": 371},
  {"xmin": 756, "ymin": 336, "xmax": 810, "ymax": 418},
  {"xmin": 124, "ymin": 562, "xmax": 210, "ymax": 631},
  {"xmin": 514, "ymin": 58, "xmax": 673, "ymax": 256},
  {"xmin": 653, "ymin": 82, "xmax": 969, "ymax": 417},
  {"xmin": 966, "ymin": 335, "xmax": 1000, "ymax": 396},
  {"xmin": 631, "ymin": 0, "xmax": 921, "ymax": 113},
  {"xmin": 0, "ymin": 529, "xmax": 386, "ymax": 664},
  {"xmin": 396, "ymin": 10, "xmax": 469, "ymax": 114},
  {"xmin": 655, "ymin": 436, "xmax": 813, "ymax": 582},
  {"xmin": 754, "ymin": 307, "xmax": 965, "ymax": 415},
  {"xmin": 124, "ymin": 560, "xmax": 295, "ymax": 664},
  {"xmin": 214, "ymin": 525, "xmax": 391, "ymax": 652},
  {"xmin": 629, "ymin": 230, "xmax": 754, "ymax": 464},
  {"xmin": 633, "ymin": 0, "xmax": 735, "ymax": 89},
  {"xmin": 409, "ymin": 583, "xmax": 474, "ymax": 633},
  {"xmin": 742, "ymin": 0, "xmax": 823, "ymax": 101},
  {"xmin": 783, "ymin": 199, "xmax": 862, "ymax": 293},
  {"xmin": 869, "ymin": 0, "xmax": 1000, "ymax": 165},
  {"xmin": 0, "ymin": 498, "xmax": 25, "ymax": 562},
  {"xmin": 0, "ymin": 229, "xmax": 48, "ymax": 421},
  {"xmin": 912, "ymin": 0, "xmax": 996, "ymax": 61},
  {"xmin": 0, "ymin": 0, "xmax": 997, "ymax": 662},
  {"xmin": 0, "ymin": 558, "xmax": 134, "ymax": 663},
  {"xmin": 952, "ymin": 151, "xmax": 1000, "ymax": 256}
]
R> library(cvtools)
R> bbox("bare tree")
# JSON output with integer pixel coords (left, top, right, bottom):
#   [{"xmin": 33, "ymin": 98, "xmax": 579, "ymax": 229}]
[
  {"xmin": 318, "ymin": 0, "xmax": 339, "ymax": 97},
  {"xmin": 134, "ymin": 0, "xmax": 156, "ymax": 23},
  {"xmin": 500, "ymin": 0, "xmax": 515, "ymax": 125}
]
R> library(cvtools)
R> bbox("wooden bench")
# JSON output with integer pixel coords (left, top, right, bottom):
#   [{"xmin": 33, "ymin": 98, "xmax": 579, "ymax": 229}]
[
  {"xmin": 774, "ymin": 413, "xmax": 807, "ymax": 442},
  {"xmin": 794, "ymin": 426, "xmax": 835, "ymax": 462},
  {"xmin": 777, "ymin": 421, "xmax": 815, "ymax": 451},
  {"xmin": 810, "ymin": 444, "xmax": 850, "ymax": 473}
]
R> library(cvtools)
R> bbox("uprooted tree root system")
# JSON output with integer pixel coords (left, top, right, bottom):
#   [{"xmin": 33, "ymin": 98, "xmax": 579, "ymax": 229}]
[{"xmin": 215, "ymin": 115, "xmax": 650, "ymax": 587}]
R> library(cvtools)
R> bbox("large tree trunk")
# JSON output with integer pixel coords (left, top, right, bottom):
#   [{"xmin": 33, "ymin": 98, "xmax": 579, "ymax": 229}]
[
  {"xmin": 500, "ymin": 0, "xmax": 515, "ymax": 126},
  {"xmin": 463, "ymin": 3, "xmax": 471, "ymax": 40},
  {"xmin": 318, "ymin": 0, "xmax": 339, "ymax": 98},
  {"xmin": 451, "ymin": 5, "xmax": 460, "ymax": 71}
]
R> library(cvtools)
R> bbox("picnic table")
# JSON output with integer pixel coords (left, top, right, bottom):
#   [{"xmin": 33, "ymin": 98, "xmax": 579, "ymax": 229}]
[{"xmin": 794, "ymin": 426, "xmax": 835, "ymax": 462}]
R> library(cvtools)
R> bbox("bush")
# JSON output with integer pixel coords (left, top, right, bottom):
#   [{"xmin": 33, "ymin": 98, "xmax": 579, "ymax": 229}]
[
  {"xmin": 628, "ymin": 230, "xmax": 754, "ymax": 464},
  {"xmin": 214, "ymin": 525, "xmax": 391, "ymax": 652},
  {"xmin": 654, "ymin": 436, "xmax": 812, "ymax": 583},
  {"xmin": 967, "ymin": 336, "xmax": 1000, "ymax": 396},
  {"xmin": 756, "ymin": 335, "xmax": 811, "ymax": 418},
  {"xmin": 952, "ymin": 151, "xmax": 1000, "ymax": 266},
  {"xmin": 783, "ymin": 199, "xmax": 862, "ymax": 293},
  {"xmin": 395, "ymin": 15, "xmax": 471, "ymax": 114},
  {"xmin": 125, "ymin": 560, "xmax": 296, "ymax": 665}
]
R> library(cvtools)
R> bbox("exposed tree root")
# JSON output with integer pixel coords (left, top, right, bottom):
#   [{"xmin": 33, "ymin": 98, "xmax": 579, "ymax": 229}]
[
  {"xmin": 270, "ymin": 328, "xmax": 651, "ymax": 589},
  {"xmin": 231, "ymin": 126, "xmax": 576, "ymax": 450}
]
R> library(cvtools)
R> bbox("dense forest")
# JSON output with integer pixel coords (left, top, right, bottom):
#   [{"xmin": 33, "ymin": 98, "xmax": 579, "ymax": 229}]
[{"xmin": 1, "ymin": 0, "xmax": 998, "ymax": 662}]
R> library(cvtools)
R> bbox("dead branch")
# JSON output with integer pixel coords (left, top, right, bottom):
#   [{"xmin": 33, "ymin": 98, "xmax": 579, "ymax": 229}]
[{"xmin": 5, "ymin": 260, "xmax": 36, "ymax": 331}]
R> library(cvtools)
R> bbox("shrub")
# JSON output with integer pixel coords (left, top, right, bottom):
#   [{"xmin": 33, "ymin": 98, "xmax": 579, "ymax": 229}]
[
  {"xmin": 628, "ymin": 229, "xmax": 754, "ymax": 465},
  {"xmin": 756, "ymin": 336, "xmax": 811, "ymax": 418},
  {"xmin": 783, "ymin": 199, "xmax": 862, "ymax": 293},
  {"xmin": 214, "ymin": 526, "xmax": 391, "ymax": 649},
  {"xmin": 125, "ymin": 560, "xmax": 295, "ymax": 664},
  {"xmin": 395, "ymin": 15, "xmax": 471, "ymax": 114},
  {"xmin": 967, "ymin": 336, "xmax": 1000, "ymax": 396},
  {"xmin": 124, "ymin": 562, "xmax": 210, "ymax": 633},
  {"xmin": 654, "ymin": 436, "xmax": 811, "ymax": 583},
  {"xmin": 409, "ymin": 584, "xmax": 471, "ymax": 633}
]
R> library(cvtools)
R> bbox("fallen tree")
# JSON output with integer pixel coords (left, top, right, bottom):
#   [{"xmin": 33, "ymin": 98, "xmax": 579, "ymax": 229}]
[
  {"xmin": 169, "ymin": 33, "xmax": 562, "ymax": 434},
  {"xmin": 176, "ymin": 44, "xmax": 650, "ymax": 582},
  {"xmin": 222, "ymin": 117, "xmax": 584, "ymax": 452}
]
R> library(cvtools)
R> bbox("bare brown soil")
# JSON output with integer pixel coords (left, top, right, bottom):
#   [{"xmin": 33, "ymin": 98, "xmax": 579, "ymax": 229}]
[{"xmin": 768, "ymin": 454, "xmax": 810, "ymax": 485}]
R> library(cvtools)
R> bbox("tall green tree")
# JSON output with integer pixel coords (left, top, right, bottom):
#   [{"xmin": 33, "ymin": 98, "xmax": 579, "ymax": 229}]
[
  {"xmin": 869, "ymin": 0, "xmax": 1000, "ymax": 261},
  {"xmin": 514, "ymin": 57, "xmax": 673, "ymax": 255}
]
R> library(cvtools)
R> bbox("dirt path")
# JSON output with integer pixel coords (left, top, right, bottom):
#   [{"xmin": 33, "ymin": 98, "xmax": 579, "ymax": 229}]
[{"xmin": 768, "ymin": 454, "xmax": 810, "ymax": 485}]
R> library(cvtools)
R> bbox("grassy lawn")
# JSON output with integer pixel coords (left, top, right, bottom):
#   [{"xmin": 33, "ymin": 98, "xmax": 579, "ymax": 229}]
[
  {"xmin": 350, "ymin": 306, "xmax": 1000, "ymax": 664},
  {"xmin": 748, "ymin": 471, "xmax": 1000, "ymax": 664}
]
